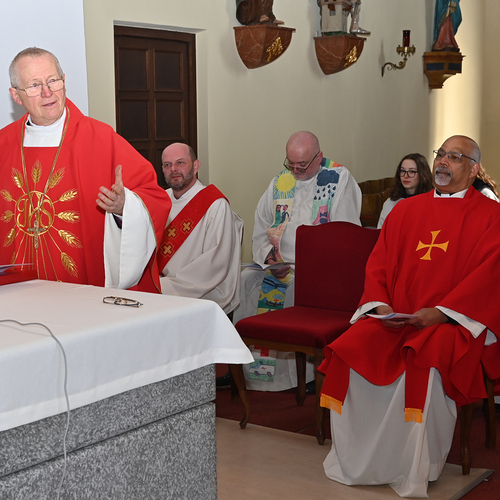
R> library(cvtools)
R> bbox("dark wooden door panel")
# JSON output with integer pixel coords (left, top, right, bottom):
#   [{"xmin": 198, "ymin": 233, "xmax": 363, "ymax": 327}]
[{"xmin": 114, "ymin": 26, "xmax": 197, "ymax": 188}]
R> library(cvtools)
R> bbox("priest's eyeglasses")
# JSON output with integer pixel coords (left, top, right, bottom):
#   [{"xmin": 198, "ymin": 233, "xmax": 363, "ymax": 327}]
[
  {"xmin": 283, "ymin": 151, "xmax": 320, "ymax": 172},
  {"xmin": 16, "ymin": 78, "xmax": 65, "ymax": 98},
  {"xmin": 103, "ymin": 296, "xmax": 143, "ymax": 308},
  {"xmin": 399, "ymin": 169, "xmax": 418, "ymax": 178},
  {"xmin": 433, "ymin": 149, "xmax": 477, "ymax": 164}
]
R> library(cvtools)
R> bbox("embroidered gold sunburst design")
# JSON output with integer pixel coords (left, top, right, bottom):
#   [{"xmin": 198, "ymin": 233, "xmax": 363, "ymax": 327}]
[{"xmin": 2, "ymin": 161, "xmax": 81, "ymax": 278}]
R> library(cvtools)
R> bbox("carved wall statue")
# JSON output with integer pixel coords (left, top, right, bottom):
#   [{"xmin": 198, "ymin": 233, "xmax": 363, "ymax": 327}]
[
  {"xmin": 314, "ymin": 0, "xmax": 369, "ymax": 75},
  {"xmin": 423, "ymin": 0, "xmax": 464, "ymax": 89},
  {"xmin": 236, "ymin": 0, "xmax": 284, "ymax": 26},
  {"xmin": 317, "ymin": 0, "xmax": 370, "ymax": 36},
  {"xmin": 432, "ymin": 0, "xmax": 461, "ymax": 51}
]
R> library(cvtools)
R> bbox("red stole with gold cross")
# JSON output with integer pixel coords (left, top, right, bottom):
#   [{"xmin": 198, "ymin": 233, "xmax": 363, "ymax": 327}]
[{"xmin": 157, "ymin": 184, "xmax": 226, "ymax": 272}]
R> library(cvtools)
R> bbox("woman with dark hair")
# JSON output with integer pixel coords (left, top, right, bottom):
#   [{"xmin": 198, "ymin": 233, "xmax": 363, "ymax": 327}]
[{"xmin": 377, "ymin": 153, "xmax": 433, "ymax": 228}]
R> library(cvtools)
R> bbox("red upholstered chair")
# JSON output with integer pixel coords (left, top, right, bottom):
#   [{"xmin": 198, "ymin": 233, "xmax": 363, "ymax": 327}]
[{"xmin": 229, "ymin": 221, "xmax": 380, "ymax": 444}]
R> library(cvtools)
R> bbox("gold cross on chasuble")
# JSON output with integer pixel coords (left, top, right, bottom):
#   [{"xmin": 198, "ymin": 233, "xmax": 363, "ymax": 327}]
[{"xmin": 416, "ymin": 230, "xmax": 449, "ymax": 260}]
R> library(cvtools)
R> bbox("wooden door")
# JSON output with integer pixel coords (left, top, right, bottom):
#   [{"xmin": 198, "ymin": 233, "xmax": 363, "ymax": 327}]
[{"xmin": 114, "ymin": 26, "xmax": 197, "ymax": 188}]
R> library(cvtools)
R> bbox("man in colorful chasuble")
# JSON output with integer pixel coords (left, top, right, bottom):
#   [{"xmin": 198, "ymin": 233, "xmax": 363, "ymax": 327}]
[
  {"xmin": 319, "ymin": 135, "xmax": 500, "ymax": 497},
  {"xmin": 233, "ymin": 130, "xmax": 362, "ymax": 391},
  {"xmin": 0, "ymin": 47, "xmax": 169, "ymax": 292},
  {"xmin": 158, "ymin": 143, "xmax": 243, "ymax": 314}
]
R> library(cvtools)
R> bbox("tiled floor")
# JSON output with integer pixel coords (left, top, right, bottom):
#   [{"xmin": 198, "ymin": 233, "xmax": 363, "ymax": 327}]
[{"xmin": 216, "ymin": 418, "xmax": 492, "ymax": 500}]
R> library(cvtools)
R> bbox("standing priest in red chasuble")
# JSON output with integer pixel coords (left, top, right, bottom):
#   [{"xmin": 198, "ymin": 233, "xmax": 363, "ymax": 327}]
[
  {"xmin": 318, "ymin": 135, "xmax": 500, "ymax": 498},
  {"xmin": 0, "ymin": 47, "xmax": 170, "ymax": 292}
]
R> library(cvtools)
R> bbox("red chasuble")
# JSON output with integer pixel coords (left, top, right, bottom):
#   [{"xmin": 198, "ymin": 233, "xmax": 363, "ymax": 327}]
[
  {"xmin": 319, "ymin": 189, "xmax": 500, "ymax": 420},
  {"xmin": 0, "ymin": 99, "xmax": 170, "ymax": 292}
]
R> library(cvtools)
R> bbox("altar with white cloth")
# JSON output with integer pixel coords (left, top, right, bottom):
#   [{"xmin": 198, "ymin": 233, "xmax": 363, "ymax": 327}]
[{"xmin": 0, "ymin": 280, "xmax": 253, "ymax": 499}]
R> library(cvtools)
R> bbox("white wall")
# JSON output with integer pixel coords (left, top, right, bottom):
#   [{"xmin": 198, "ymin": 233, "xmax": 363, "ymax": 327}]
[
  {"xmin": 429, "ymin": 0, "xmax": 484, "ymax": 156},
  {"xmin": 84, "ymin": 0, "xmax": 442, "ymax": 262},
  {"xmin": 0, "ymin": 0, "xmax": 88, "ymax": 127},
  {"xmin": 481, "ymin": 0, "xmax": 500, "ymax": 180}
]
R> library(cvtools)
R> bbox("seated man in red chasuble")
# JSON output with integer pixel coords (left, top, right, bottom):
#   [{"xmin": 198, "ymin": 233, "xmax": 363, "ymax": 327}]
[
  {"xmin": 0, "ymin": 47, "xmax": 169, "ymax": 292},
  {"xmin": 319, "ymin": 135, "xmax": 500, "ymax": 497}
]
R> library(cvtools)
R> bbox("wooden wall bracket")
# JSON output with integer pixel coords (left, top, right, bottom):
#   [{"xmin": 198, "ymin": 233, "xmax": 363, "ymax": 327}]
[
  {"xmin": 314, "ymin": 34, "xmax": 366, "ymax": 75},
  {"xmin": 234, "ymin": 25, "xmax": 295, "ymax": 69},
  {"xmin": 423, "ymin": 51, "xmax": 464, "ymax": 89}
]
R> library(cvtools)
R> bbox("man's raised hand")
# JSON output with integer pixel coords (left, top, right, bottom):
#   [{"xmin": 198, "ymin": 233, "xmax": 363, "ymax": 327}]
[{"xmin": 97, "ymin": 165, "xmax": 125, "ymax": 215}]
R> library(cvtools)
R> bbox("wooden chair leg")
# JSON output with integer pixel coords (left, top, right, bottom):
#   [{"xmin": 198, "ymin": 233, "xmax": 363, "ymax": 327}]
[
  {"xmin": 295, "ymin": 351, "xmax": 307, "ymax": 407},
  {"xmin": 314, "ymin": 349, "xmax": 326, "ymax": 445},
  {"xmin": 228, "ymin": 364, "xmax": 250, "ymax": 429},
  {"xmin": 483, "ymin": 375, "xmax": 496, "ymax": 449},
  {"xmin": 229, "ymin": 370, "xmax": 239, "ymax": 402},
  {"xmin": 460, "ymin": 403, "xmax": 474, "ymax": 475}
]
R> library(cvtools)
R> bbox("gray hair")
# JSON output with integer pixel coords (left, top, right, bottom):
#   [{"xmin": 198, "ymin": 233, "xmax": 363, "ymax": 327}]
[
  {"xmin": 9, "ymin": 47, "xmax": 64, "ymax": 88},
  {"xmin": 448, "ymin": 135, "xmax": 481, "ymax": 165},
  {"xmin": 467, "ymin": 138, "xmax": 481, "ymax": 165}
]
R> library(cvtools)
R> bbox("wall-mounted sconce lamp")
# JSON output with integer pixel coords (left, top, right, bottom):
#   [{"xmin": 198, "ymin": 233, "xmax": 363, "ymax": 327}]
[{"xmin": 381, "ymin": 30, "xmax": 416, "ymax": 77}]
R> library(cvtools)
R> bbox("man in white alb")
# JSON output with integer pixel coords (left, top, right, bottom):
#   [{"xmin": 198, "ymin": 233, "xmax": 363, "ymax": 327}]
[
  {"xmin": 233, "ymin": 131, "xmax": 362, "ymax": 391},
  {"xmin": 158, "ymin": 143, "xmax": 243, "ymax": 314}
]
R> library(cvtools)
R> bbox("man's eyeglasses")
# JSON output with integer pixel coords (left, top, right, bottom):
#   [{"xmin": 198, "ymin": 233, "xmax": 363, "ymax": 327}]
[
  {"xmin": 433, "ymin": 149, "xmax": 477, "ymax": 164},
  {"xmin": 103, "ymin": 296, "xmax": 143, "ymax": 308},
  {"xmin": 399, "ymin": 169, "xmax": 418, "ymax": 178},
  {"xmin": 283, "ymin": 151, "xmax": 320, "ymax": 172},
  {"xmin": 16, "ymin": 78, "xmax": 65, "ymax": 98}
]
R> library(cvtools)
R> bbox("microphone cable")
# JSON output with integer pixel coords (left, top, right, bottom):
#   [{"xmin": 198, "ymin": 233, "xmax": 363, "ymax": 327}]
[{"xmin": 0, "ymin": 319, "xmax": 70, "ymax": 500}]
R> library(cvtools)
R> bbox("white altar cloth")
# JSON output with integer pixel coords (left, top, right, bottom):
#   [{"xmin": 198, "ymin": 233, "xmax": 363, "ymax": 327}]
[{"xmin": 0, "ymin": 280, "xmax": 253, "ymax": 431}]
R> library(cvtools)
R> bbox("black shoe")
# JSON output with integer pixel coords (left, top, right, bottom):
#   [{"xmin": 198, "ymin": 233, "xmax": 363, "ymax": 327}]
[
  {"xmin": 216, "ymin": 372, "xmax": 231, "ymax": 390},
  {"xmin": 306, "ymin": 380, "xmax": 316, "ymax": 395}
]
